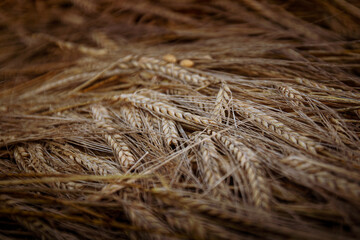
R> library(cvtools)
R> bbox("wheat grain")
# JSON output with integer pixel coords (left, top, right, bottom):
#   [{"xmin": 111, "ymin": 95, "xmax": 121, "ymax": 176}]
[
  {"xmin": 179, "ymin": 59, "xmax": 194, "ymax": 68},
  {"xmin": 91, "ymin": 105, "xmax": 136, "ymax": 169},
  {"xmin": 162, "ymin": 54, "xmax": 177, "ymax": 63}
]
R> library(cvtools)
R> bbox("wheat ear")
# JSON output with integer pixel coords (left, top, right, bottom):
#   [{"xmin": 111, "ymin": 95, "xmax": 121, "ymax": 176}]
[
  {"xmin": 60, "ymin": 147, "xmax": 120, "ymax": 175},
  {"xmin": 161, "ymin": 118, "xmax": 180, "ymax": 147},
  {"xmin": 296, "ymin": 77, "xmax": 360, "ymax": 97},
  {"xmin": 212, "ymin": 82, "xmax": 232, "ymax": 122},
  {"xmin": 110, "ymin": 94, "xmax": 216, "ymax": 126},
  {"xmin": 278, "ymin": 85, "xmax": 305, "ymax": 107},
  {"xmin": 14, "ymin": 146, "xmax": 30, "ymax": 172},
  {"xmin": 194, "ymin": 134, "xmax": 225, "ymax": 193},
  {"xmin": 235, "ymin": 100, "xmax": 323, "ymax": 154},
  {"xmin": 91, "ymin": 105, "xmax": 136, "ymax": 169},
  {"xmin": 210, "ymin": 131, "xmax": 271, "ymax": 210},
  {"xmin": 129, "ymin": 56, "xmax": 213, "ymax": 86},
  {"xmin": 279, "ymin": 155, "xmax": 360, "ymax": 200},
  {"xmin": 120, "ymin": 105, "xmax": 143, "ymax": 129}
]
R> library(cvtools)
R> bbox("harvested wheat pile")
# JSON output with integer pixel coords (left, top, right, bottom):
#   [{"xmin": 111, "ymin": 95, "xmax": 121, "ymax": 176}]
[{"xmin": 1, "ymin": 0, "xmax": 360, "ymax": 239}]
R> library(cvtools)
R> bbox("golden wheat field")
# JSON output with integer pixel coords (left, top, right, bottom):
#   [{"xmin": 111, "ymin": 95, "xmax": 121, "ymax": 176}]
[{"xmin": 1, "ymin": 0, "xmax": 360, "ymax": 239}]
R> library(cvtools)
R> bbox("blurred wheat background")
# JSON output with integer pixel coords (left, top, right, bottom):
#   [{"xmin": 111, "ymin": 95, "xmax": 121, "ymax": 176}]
[{"xmin": 1, "ymin": 0, "xmax": 360, "ymax": 239}]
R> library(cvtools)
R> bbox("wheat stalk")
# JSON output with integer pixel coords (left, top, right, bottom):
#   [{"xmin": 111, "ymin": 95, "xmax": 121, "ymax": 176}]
[{"xmin": 91, "ymin": 105, "xmax": 136, "ymax": 169}]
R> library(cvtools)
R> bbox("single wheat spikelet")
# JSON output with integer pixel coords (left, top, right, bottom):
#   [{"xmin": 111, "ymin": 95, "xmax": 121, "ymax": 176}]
[
  {"xmin": 212, "ymin": 82, "xmax": 232, "ymax": 121},
  {"xmin": 279, "ymin": 155, "xmax": 360, "ymax": 199},
  {"xmin": 110, "ymin": 94, "xmax": 216, "ymax": 126},
  {"xmin": 161, "ymin": 118, "xmax": 179, "ymax": 147},
  {"xmin": 209, "ymin": 131, "xmax": 271, "ymax": 210},
  {"xmin": 91, "ymin": 105, "xmax": 136, "ymax": 169},
  {"xmin": 235, "ymin": 100, "xmax": 323, "ymax": 153}
]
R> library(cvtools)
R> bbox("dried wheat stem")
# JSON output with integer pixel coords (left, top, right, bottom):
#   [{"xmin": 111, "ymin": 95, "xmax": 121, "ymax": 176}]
[
  {"xmin": 209, "ymin": 131, "xmax": 271, "ymax": 210},
  {"xmin": 161, "ymin": 118, "xmax": 179, "ymax": 147},
  {"xmin": 120, "ymin": 105, "xmax": 143, "ymax": 129},
  {"xmin": 91, "ymin": 105, "xmax": 135, "ymax": 169},
  {"xmin": 212, "ymin": 82, "xmax": 232, "ymax": 121},
  {"xmin": 279, "ymin": 155, "xmax": 360, "ymax": 199},
  {"xmin": 110, "ymin": 94, "xmax": 216, "ymax": 126},
  {"xmin": 235, "ymin": 100, "xmax": 323, "ymax": 153}
]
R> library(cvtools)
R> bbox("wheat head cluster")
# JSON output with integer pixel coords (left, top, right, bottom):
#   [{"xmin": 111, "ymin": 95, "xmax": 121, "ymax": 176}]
[{"xmin": 0, "ymin": 0, "xmax": 360, "ymax": 239}]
